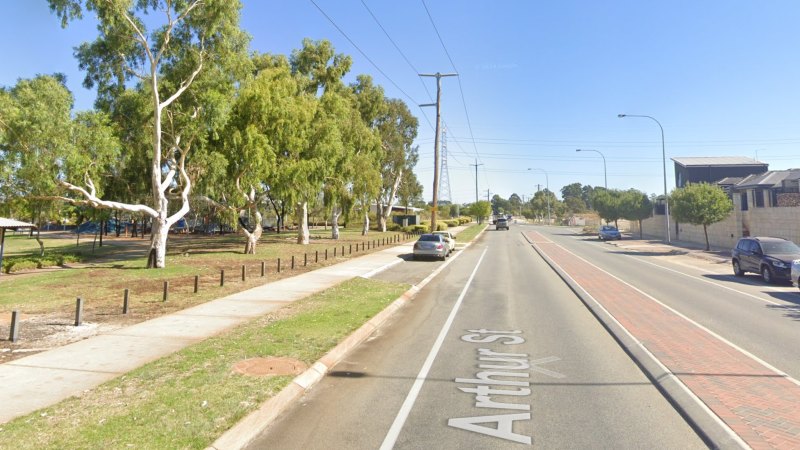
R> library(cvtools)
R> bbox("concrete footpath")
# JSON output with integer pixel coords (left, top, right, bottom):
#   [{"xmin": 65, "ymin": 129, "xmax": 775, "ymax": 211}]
[{"xmin": 0, "ymin": 233, "xmax": 440, "ymax": 425}]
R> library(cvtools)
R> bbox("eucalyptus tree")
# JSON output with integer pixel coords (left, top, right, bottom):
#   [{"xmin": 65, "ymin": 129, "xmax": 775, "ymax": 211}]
[
  {"xmin": 350, "ymin": 75, "xmax": 387, "ymax": 234},
  {"xmin": 47, "ymin": 0, "xmax": 250, "ymax": 268},
  {"xmin": 286, "ymin": 39, "xmax": 352, "ymax": 244},
  {"xmin": 374, "ymin": 99, "xmax": 419, "ymax": 232},
  {"xmin": 0, "ymin": 75, "xmax": 118, "ymax": 252},
  {"xmin": 397, "ymin": 170, "xmax": 423, "ymax": 214},
  {"xmin": 207, "ymin": 60, "xmax": 314, "ymax": 254}
]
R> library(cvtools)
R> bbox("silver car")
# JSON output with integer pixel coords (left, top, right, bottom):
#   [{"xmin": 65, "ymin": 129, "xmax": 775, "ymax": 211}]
[
  {"xmin": 413, "ymin": 234, "xmax": 448, "ymax": 261},
  {"xmin": 792, "ymin": 259, "xmax": 800, "ymax": 290}
]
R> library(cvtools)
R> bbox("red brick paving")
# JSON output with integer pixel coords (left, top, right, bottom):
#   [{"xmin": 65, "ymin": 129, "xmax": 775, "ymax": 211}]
[{"xmin": 527, "ymin": 231, "xmax": 800, "ymax": 449}]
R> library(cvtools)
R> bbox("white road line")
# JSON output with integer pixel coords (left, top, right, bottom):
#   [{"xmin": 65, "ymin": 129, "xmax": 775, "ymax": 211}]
[
  {"xmin": 541, "ymin": 239, "xmax": 800, "ymax": 387},
  {"xmin": 616, "ymin": 250, "xmax": 785, "ymax": 306},
  {"xmin": 380, "ymin": 248, "xmax": 489, "ymax": 450}
]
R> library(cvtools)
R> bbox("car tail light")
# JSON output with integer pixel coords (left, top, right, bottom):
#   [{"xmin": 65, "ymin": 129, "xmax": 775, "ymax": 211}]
[{"xmin": 436, "ymin": 244, "xmax": 443, "ymax": 249}]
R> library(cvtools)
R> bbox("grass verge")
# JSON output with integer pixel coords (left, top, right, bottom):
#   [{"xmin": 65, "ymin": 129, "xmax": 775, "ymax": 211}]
[
  {"xmin": 453, "ymin": 223, "xmax": 487, "ymax": 243},
  {"xmin": 0, "ymin": 277, "xmax": 409, "ymax": 449}
]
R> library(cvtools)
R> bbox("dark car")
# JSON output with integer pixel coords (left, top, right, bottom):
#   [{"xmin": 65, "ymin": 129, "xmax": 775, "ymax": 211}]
[
  {"xmin": 731, "ymin": 236, "xmax": 800, "ymax": 283},
  {"xmin": 495, "ymin": 218, "xmax": 509, "ymax": 230},
  {"xmin": 598, "ymin": 225, "xmax": 621, "ymax": 241}
]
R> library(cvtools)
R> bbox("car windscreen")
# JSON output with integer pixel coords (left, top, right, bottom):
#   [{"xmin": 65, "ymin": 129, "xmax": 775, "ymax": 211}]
[
  {"xmin": 419, "ymin": 235, "xmax": 440, "ymax": 242},
  {"xmin": 761, "ymin": 240, "xmax": 800, "ymax": 254}
]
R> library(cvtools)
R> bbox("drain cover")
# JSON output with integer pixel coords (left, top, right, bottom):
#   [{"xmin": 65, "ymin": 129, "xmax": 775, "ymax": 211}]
[{"xmin": 232, "ymin": 357, "xmax": 308, "ymax": 377}]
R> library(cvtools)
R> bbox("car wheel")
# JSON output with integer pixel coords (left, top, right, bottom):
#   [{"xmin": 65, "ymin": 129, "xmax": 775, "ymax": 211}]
[
  {"xmin": 761, "ymin": 265, "xmax": 774, "ymax": 284},
  {"xmin": 440, "ymin": 254, "xmax": 446, "ymax": 261},
  {"xmin": 732, "ymin": 260, "xmax": 744, "ymax": 277}
]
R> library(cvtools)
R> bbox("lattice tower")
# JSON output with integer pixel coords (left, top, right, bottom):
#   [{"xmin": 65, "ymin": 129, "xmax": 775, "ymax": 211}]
[{"xmin": 439, "ymin": 128, "xmax": 452, "ymax": 203}]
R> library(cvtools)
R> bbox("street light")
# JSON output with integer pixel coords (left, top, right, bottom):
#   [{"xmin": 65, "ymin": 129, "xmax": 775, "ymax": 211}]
[
  {"xmin": 617, "ymin": 114, "xmax": 670, "ymax": 243},
  {"xmin": 527, "ymin": 168, "xmax": 550, "ymax": 225},
  {"xmin": 575, "ymin": 149, "xmax": 607, "ymax": 189}
]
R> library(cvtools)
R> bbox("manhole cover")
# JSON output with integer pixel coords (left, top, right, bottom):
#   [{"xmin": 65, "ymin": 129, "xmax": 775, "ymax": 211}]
[{"xmin": 232, "ymin": 357, "xmax": 308, "ymax": 377}]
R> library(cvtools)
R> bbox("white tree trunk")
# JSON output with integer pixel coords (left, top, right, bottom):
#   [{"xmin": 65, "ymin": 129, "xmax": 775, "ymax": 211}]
[
  {"xmin": 296, "ymin": 201, "xmax": 309, "ymax": 245},
  {"xmin": 331, "ymin": 208, "xmax": 340, "ymax": 240},
  {"xmin": 147, "ymin": 219, "xmax": 169, "ymax": 268},
  {"xmin": 378, "ymin": 204, "xmax": 388, "ymax": 233},
  {"xmin": 362, "ymin": 210, "xmax": 370, "ymax": 236},
  {"xmin": 242, "ymin": 210, "xmax": 263, "ymax": 254}
]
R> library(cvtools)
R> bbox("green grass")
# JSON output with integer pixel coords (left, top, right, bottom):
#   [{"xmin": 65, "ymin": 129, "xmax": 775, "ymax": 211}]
[
  {"xmin": 0, "ymin": 277, "xmax": 409, "ymax": 449},
  {"xmin": 453, "ymin": 223, "xmax": 487, "ymax": 243}
]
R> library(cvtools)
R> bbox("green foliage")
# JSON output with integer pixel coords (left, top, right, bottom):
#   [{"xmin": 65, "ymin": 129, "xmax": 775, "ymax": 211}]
[
  {"xmin": 435, "ymin": 222, "xmax": 449, "ymax": 231},
  {"xmin": 591, "ymin": 188, "xmax": 623, "ymax": 223},
  {"xmin": 670, "ymin": 183, "xmax": 733, "ymax": 226},
  {"xmin": 466, "ymin": 200, "xmax": 492, "ymax": 220},
  {"xmin": 3, "ymin": 252, "xmax": 83, "ymax": 273}
]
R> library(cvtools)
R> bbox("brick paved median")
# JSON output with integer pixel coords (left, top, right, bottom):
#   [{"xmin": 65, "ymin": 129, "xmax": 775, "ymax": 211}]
[{"xmin": 527, "ymin": 231, "xmax": 800, "ymax": 449}]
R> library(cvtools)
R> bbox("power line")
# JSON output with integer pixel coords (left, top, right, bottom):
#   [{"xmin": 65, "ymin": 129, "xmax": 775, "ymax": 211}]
[
  {"xmin": 420, "ymin": 0, "xmax": 488, "ymax": 192},
  {"xmin": 308, "ymin": 0, "xmax": 420, "ymax": 111}
]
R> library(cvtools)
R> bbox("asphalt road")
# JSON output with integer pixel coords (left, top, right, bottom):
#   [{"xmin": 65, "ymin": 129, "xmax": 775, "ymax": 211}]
[
  {"xmin": 244, "ymin": 226, "xmax": 705, "ymax": 449},
  {"xmin": 542, "ymin": 225, "xmax": 800, "ymax": 382}
]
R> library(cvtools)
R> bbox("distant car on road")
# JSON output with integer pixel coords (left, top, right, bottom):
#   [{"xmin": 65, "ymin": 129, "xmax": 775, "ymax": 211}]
[
  {"xmin": 732, "ymin": 236, "xmax": 800, "ymax": 284},
  {"xmin": 413, "ymin": 234, "xmax": 448, "ymax": 261},
  {"xmin": 432, "ymin": 231, "xmax": 455, "ymax": 255},
  {"xmin": 598, "ymin": 225, "xmax": 621, "ymax": 241},
  {"xmin": 495, "ymin": 218, "xmax": 509, "ymax": 230}
]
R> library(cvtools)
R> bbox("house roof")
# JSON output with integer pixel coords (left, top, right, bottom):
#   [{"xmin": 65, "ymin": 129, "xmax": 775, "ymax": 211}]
[
  {"xmin": 716, "ymin": 176, "xmax": 744, "ymax": 185},
  {"xmin": 0, "ymin": 218, "xmax": 36, "ymax": 229},
  {"xmin": 734, "ymin": 169, "xmax": 800, "ymax": 189},
  {"xmin": 671, "ymin": 156, "xmax": 766, "ymax": 167}
]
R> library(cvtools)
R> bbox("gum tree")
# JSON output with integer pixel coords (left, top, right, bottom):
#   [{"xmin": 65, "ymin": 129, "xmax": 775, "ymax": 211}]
[{"xmin": 47, "ymin": 0, "xmax": 249, "ymax": 268}]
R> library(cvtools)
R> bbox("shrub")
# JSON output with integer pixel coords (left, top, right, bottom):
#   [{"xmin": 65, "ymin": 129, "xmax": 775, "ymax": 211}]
[
  {"xmin": 6, "ymin": 259, "xmax": 38, "ymax": 273},
  {"xmin": 386, "ymin": 223, "xmax": 402, "ymax": 231},
  {"xmin": 435, "ymin": 222, "xmax": 449, "ymax": 231}
]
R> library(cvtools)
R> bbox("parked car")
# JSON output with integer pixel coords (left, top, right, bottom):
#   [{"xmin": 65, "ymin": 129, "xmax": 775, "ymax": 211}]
[
  {"xmin": 432, "ymin": 231, "xmax": 455, "ymax": 255},
  {"xmin": 598, "ymin": 225, "xmax": 621, "ymax": 241},
  {"xmin": 495, "ymin": 218, "xmax": 509, "ymax": 230},
  {"xmin": 413, "ymin": 234, "xmax": 448, "ymax": 261},
  {"xmin": 732, "ymin": 236, "xmax": 800, "ymax": 284}
]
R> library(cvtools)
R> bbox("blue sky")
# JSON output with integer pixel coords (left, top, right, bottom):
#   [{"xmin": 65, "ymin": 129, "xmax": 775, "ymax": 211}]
[{"xmin": 3, "ymin": 1, "xmax": 800, "ymax": 204}]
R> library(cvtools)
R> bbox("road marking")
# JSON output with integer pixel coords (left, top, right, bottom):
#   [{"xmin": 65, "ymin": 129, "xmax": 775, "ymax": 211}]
[
  {"xmin": 621, "ymin": 252, "xmax": 784, "ymax": 306},
  {"xmin": 534, "ymin": 236, "xmax": 800, "ymax": 389},
  {"xmin": 379, "ymin": 248, "xmax": 488, "ymax": 450}
]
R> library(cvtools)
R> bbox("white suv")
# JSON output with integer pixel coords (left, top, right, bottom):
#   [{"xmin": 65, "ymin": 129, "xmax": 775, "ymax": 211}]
[{"xmin": 432, "ymin": 231, "xmax": 455, "ymax": 255}]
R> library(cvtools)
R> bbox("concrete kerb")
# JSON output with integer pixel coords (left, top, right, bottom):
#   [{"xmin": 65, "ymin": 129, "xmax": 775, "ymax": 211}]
[
  {"xmin": 209, "ymin": 224, "xmax": 486, "ymax": 450},
  {"xmin": 521, "ymin": 232, "xmax": 747, "ymax": 450}
]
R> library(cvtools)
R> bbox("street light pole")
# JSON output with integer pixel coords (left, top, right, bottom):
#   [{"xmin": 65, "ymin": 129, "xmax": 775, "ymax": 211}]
[
  {"xmin": 575, "ymin": 149, "xmax": 607, "ymax": 189},
  {"xmin": 617, "ymin": 114, "xmax": 670, "ymax": 243},
  {"xmin": 420, "ymin": 72, "xmax": 457, "ymax": 233},
  {"xmin": 528, "ymin": 168, "xmax": 550, "ymax": 225}
]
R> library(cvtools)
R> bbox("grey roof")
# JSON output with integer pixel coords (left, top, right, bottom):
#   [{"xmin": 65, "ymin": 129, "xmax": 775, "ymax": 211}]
[
  {"xmin": 735, "ymin": 169, "xmax": 800, "ymax": 189},
  {"xmin": 0, "ymin": 218, "xmax": 36, "ymax": 229},
  {"xmin": 671, "ymin": 156, "xmax": 766, "ymax": 167},
  {"xmin": 716, "ymin": 176, "xmax": 744, "ymax": 185}
]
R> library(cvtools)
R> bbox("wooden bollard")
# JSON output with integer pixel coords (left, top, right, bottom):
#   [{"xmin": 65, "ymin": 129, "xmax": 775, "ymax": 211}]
[
  {"xmin": 315, "ymin": 250, "xmax": 319, "ymax": 263},
  {"xmin": 75, "ymin": 297, "xmax": 83, "ymax": 326},
  {"xmin": 261, "ymin": 261, "xmax": 266, "ymax": 277},
  {"xmin": 220, "ymin": 269, "xmax": 225, "ymax": 287},
  {"xmin": 163, "ymin": 281, "xmax": 169, "ymax": 302},
  {"xmin": 349, "ymin": 244, "xmax": 352, "ymax": 254},
  {"xmin": 194, "ymin": 275, "xmax": 199, "ymax": 293},
  {"xmin": 123, "ymin": 289, "xmax": 130, "ymax": 314},
  {"xmin": 9, "ymin": 310, "xmax": 19, "ymax": 342},
  {"xmin": 304, "ymin": 253, "xmax": 307, "ymax": 266},
  {"xmin": 291, "ymin": 255, "xmax": 295, "ymax": 269},
  {"xmin": 241, "ymin": 265, "xmax": 246, "ymax": 281},
  {"xmin": 334, "ymin": 247, "xmax": 337, "ymax": 257},
  {"xmin": 325, "ymin": 249, "xmax": 328, "ymax": 260},
  {"xmin": 278, "ymin": 258, "xmax": 282, "ymax": 273}
]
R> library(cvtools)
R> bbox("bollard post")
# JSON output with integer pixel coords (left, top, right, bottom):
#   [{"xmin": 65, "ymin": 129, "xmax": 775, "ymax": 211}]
[
  {"xmin": 342, "ymin": 245, "xmax": 345, "ymax": 256},
  {"xmin": 304, "ymin": 253, "xmax": 307, "ymax": 267},
  {"xmin": 241, "ymin": 265, "xmax": 246, "ymax": 281},
  {"xmin": 334, "ymin": 247, "xmax": 337, "ymax": 257},
  {"xmin": 315, "ymin": 250, "xmax": 319, "ymax": 263},
  {"xmin": 9, "ymin": 310, "xmax": 19, "ymax": 342},
  {"xmin": 326, "ymin": 248, "xmax": 329, "ymax": 260},
  {"xmin": 75, "ymin": 297, "xmax": 83, "ymax": 326},
  {"xmin": 291, "ymin": 255, "xmax": 295, "ymax": 269},
  {"xmin": 163, "ymin": 281, "xmax": 169, "ymax": 302},
  {"xmin": 349, "ymin": 244, "xmax": 352, "ymax": 254},
  {"xmin": 194, "ymin": 275, "xmax": 199, "ymax": 293},
  {"xmin": 261, "ymin": 261, "xmax": 266, "ymax": 277},
  {"xmin": 278, "ymin": 258, "xmax": 282, "ymax": 273},
  {"xmin": 123, "ymin": 289, "xmax": 130, "ymax": 314},
  {"xmin": 220, "ymin": 269, "xmax": 225, "ymax": 287}
]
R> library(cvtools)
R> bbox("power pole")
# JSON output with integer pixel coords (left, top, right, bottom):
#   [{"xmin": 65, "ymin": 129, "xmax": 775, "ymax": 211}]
[
  {"xmin": 470, "ymin": 159, "xmax": 483, "ymax": 204},
  {"xmin": 420, "ymin": 72, "xmax": 457, "ymax": 232}
]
